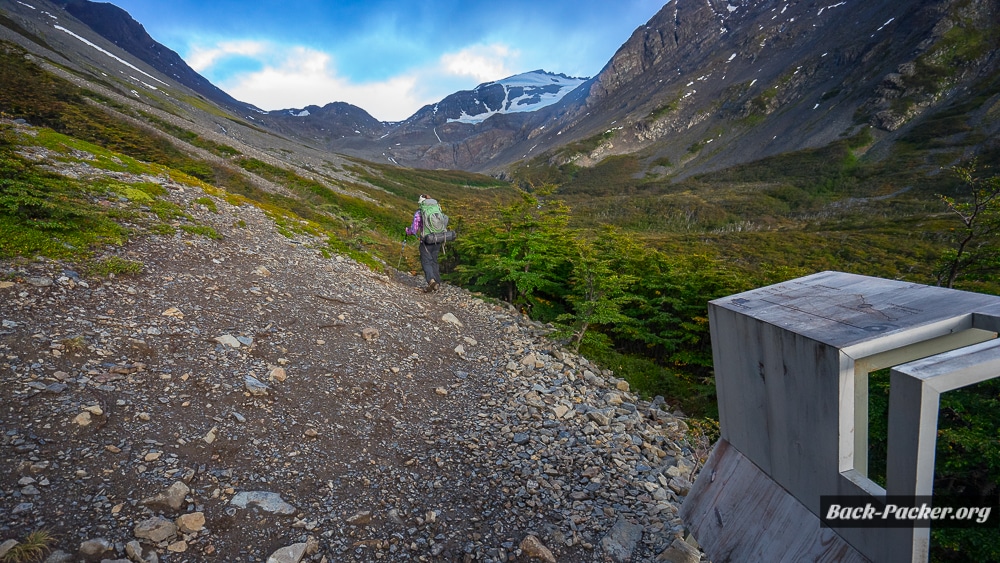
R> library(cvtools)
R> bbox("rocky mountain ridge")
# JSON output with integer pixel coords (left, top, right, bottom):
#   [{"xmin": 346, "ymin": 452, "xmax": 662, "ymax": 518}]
[
  {"xmin": 0, "ymin": 118, "xmax": 707, "ymax": 562},
  {"xmin": 50, "ymin": 0, "xmax": 250, "ymax": 114},
  {"xmin": 3, "ymin": 0, "xmax": 997, "ymax": 178},
  {"xmin": 251, "ymin": 0, "xmax": 1000, "ymax": 176}
]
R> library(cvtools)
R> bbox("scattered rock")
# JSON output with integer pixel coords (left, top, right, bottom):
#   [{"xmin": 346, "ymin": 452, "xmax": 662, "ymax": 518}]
[
  {"xmin": 244, "ymin": 375, "xmax": 270, "ymax": 396},
  {"xmin": 266, "ymin": 542, "xmax": 308, "ymax": 563},
  {"xmin": 441, "ymin": 313, "xmax": 463, "ymax": 327},
  {"xmin": 345, "ymin": 510, "xmax": 373, "ymax": 526},
  {"xmin": 0, "ymin": 154, "xmax": 705, "ymax": 562},
  {"xmin": 214, "ymin": 334, "xmax": 242, "ymax": 348},
  {"xmin": 204, "ymin": 426, "xmax": 219, "ymax": 444},
  {"xmin": 269, "ymin": 366, "xmax": 287, "ymax": 382},
  {"xmin": 0, "ymin": 540, "xmax": 17, "ymax": 558},
  {"xmin": 134, "ymin": 516, "xmax": 177, "ymax": 543},
  {"xmin": 141, "ymin": 481, "xmax": 190, "ymax": 511},
  {"xmin": 601, "ymin": 518, "xmax": 645, "ymax": 563},
  {"xmin": 656, "ymin": 537, "xmax": 702, "ymax": 563},
  {"xmin": 519, "ymin": 535, "xmax": 556, "ymax": 562},
  {"xmin": 125, "ymin": 540, "xmax": 159, "ymax": 563},
  {"xmin": 78, "ymin": 538, "xmax": 113, "ymax": 561},
  {"xmin": 230, "ymin": 491, "xmax": 296, "ymax": 515},
  {"xmin": 175, "ymin": 512, "xmax": 206, "ymax": 534}
]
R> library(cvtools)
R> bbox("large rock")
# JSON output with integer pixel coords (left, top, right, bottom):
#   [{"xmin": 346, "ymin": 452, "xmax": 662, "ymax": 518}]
[
  {"xmin": 601, "ymin": 518, "xmax": 644, "ymax": 563},
  {"xmin": 176, "ymin": 512, "xmax": 206, "ymax": 533},
  {"xmin": 134, "ymin": 516, "xmax": 177, "ymax": 543},
  {"xmin": 141, "ymin": 481, "xmax": 190, "ymax": 511},
  {"xmin": 78, "ymin": 538, "xmax": 113, "ymax": 561},
  {"xmin": 519, "ymin": 535, "xmax": 556, "ymax": 563},
  {"xmin": 266, "ymin": 542, "xmax": 308, "ymax": 563},
  {"xmin": 230, "ymin": 491, "xmax": 296, "ymax": 515},
  {"xmin": 657, "ymin": 537, "xmax": 701, "ymax": 563}
]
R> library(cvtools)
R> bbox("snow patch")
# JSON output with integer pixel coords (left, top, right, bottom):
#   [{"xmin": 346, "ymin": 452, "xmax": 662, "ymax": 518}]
[
  {"xmin": 446, "ymin": 71, "xmax": 587, "ymax": 125},
  {"xmin": 54, "ymin": 25, "xmax": 168, "ymax": 87}
]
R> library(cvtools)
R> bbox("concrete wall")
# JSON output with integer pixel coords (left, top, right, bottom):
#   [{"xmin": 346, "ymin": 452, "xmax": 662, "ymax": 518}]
[{"xmin": 683, "ymin": 271, "xmax": 1000, "ymax": 563}]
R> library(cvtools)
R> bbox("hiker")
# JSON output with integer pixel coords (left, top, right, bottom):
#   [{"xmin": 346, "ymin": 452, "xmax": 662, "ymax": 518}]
[{"xmin": 406, "ymin": 194, "xmax": 445, "ymax": 292}]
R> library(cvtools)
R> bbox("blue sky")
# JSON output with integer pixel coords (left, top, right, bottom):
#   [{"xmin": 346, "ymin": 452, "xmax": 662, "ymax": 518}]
[{"xmin": 107, "ymin": 0, "xmax": 666, "ymax": 121}]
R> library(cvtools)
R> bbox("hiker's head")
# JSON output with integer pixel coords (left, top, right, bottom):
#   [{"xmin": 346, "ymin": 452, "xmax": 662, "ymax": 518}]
[{"xmin": 418, "ymin": 194, "xmax": 428, "ymax": 204}]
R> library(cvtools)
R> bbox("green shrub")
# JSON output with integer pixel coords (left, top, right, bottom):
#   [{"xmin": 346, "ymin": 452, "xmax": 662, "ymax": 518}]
[
  {"xmin": 1, "ymin": 529, "xmax": 54, "ymax": 563},
  {"xmin": 86, "ymin": 256, "xmax": 143, "ymax": 277},
  {"xmin": 194, "ymin": 196, "xmax": 218, "ymax": 213},
  {"xmin": 179, "ymin": 224, "xmax": 221, "ymax": 239}
]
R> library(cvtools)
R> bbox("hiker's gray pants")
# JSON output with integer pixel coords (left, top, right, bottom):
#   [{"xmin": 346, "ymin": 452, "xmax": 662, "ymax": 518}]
[{"xmin": 419, "ymin": 241, "xmax": 442, "ymax": 284}]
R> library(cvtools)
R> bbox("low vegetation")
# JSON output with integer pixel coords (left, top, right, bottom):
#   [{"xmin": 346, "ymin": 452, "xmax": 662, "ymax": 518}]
[{"xmin": 0, "ymin": 530, "xmax": 54, "ymax": 563}]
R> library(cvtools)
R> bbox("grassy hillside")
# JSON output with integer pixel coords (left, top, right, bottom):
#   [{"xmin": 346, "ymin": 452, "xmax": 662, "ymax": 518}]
[{"xmin": 0, "ymin": 40, "xmax": 513, "ymax": 273}]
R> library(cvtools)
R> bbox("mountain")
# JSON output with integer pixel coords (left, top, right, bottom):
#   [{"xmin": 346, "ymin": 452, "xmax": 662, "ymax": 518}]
[
  {"xmin": 326, "ymin": 70, "xmax": 590, "ymax": 169},
  {"xmin": 50, "ymin": 0, "xmax": 252, "ymax": 114},
  {"xmin": 413, "ymin": 70, "xmax": 589, "ymax": 126},
  {"xmin": 1, "ymin": 0, "xmax": 998, "ymax": 180},
  {"xmin": 531, "ymin": 0, "xmax": 1000, "ymax": 179},
  {"xmin": 225, "ymin": 0, "xmax": 1000, "ymax": 177}
]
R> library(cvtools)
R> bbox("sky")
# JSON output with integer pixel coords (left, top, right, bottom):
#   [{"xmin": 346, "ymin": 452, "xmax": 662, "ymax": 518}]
[{"xmin": 105, "ymin": 0, "xmax": 666, "ymax": 121}]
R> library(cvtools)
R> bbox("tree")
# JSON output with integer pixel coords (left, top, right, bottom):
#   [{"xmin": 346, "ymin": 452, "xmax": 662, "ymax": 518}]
[
  {"xmin": 556, "ymin": 229, "xmax": 638, "ymax": 351},
  {"xmin": 936, "ymin": 161, "xmax": 1000, "ymax": 288},
  {"xmin": 450, "ymin": 188, "xmax": 575, "ymax": 316}
]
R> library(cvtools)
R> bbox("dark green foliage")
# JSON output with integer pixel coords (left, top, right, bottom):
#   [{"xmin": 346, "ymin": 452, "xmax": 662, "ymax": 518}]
[
  {"xmin": 451, "ymin": 189, "xmax": 575, "ymax": 314},
  {"xmin": 868, "ymin": 371, "xmax": 1000, "ymax": 563},
  {"xmin": 555, "ymin": 229, "xmax": 640, "ymax": 351},
  {"xmin": 450, "ymin": 190, "xmax": 758, "ymax": 416}
]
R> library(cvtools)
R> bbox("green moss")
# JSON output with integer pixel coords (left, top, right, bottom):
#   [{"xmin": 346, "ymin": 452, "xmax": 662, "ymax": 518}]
[
  {"xmin": 85, "ymin": 256, "xmax": 143, "ymax": 277},
  {"xmin": 179, "ymin": 224, "xmax": 221, "ymax": 239},
  {"xmin": 194, "ymin": 196, "xmax": 218, "ymax": 213},
  {"xmin": 149, "ymin": 223, "xmax": 177, "ymax": 236}
]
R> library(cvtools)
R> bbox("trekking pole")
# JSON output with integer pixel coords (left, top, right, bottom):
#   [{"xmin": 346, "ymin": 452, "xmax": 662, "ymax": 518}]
[{"xmin": 397, "ymin": 234, "xmax": 407, "ymax": 270}]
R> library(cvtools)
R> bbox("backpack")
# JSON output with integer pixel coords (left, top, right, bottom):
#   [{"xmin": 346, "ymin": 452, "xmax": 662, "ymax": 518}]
[{"xmin": 419, "ymin": 199, "xmax": 449, "ymax": 236}]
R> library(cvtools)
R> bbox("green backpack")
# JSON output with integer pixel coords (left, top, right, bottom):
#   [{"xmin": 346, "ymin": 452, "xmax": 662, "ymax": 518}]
[{"xmin": 419, "ymin": 199, "xmax": 449, "ymax": 236}]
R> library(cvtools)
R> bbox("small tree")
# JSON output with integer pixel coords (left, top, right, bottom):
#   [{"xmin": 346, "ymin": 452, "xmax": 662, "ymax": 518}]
[
  {"xmin": 936, "ymin": 161, "xmax": 1000, "ymax": 288},
  {"xmin": 451, "ymin": 188, "xmax": 574, "ymax": 316},
  {"xmin": 557, "ymin": 234, "xmax": 638, "ymax": 352}
]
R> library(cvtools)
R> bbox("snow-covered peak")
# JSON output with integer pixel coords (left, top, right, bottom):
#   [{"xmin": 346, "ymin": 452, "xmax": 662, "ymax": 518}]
[{"xmin": 446, "ymin": 70, "xmax": 588, "ymax": 125}]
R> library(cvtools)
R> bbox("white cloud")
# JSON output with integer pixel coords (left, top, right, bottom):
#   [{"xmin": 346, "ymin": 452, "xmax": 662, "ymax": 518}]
[
  {"xmin": 440, "ymin": 44, "xmax": 519, "ymax": 83},
  {"xmin": 194, "ymin": 41, "xmax": 521, "ymax": 122},
  {"xmin": 187, "ymin": 40, "xmax": 267, "ymax": 72}
]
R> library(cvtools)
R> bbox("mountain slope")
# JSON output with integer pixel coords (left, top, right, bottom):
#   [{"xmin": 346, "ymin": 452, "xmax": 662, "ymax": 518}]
[
  {"xmin": 519, "ymin": 0, "xmax": 1000, "ymax": 178},
  {"xmin": 242, "ymin": 0, "xmax": 998, "ymax": 177},
  {"xmin": 51, "ymin": 0, "xmax": 251, "ymax": 113},
  {"xmin": 17, "ymin": 0, "xmax": 998, "ymax": 178}
]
